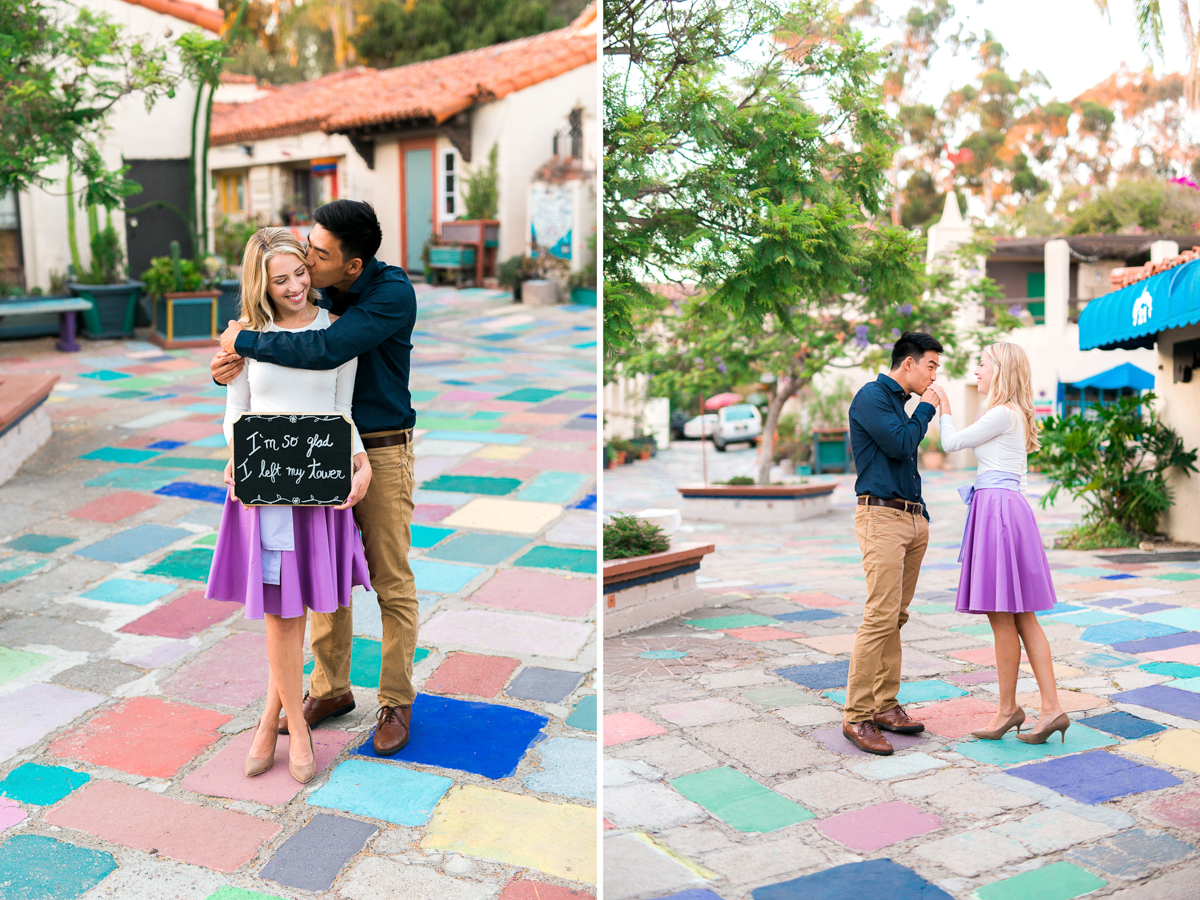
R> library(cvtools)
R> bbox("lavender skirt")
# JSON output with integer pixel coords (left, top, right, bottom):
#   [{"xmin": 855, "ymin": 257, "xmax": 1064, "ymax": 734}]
[
  {"xmin": 205, "ymin": 488, "xmax": 371, "ymax": 619},
  {"xmin": 955, "ymin": 487, "xmax": 1057, "ymax": 615}
]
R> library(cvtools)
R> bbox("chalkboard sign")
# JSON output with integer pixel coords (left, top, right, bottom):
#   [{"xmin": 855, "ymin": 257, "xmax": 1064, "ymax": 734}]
[{"xmin": 231, "ymin": 413, "xmax": 353, "ymax": 506}]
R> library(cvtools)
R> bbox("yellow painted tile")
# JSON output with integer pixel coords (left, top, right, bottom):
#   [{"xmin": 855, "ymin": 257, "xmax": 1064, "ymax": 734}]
[
  {"xmin": 473, "ymin": 444, "xmax": 532, "ymax": 460},
  {"xmin": 1118, "ymin": 728, "xmax": 1200, "ymax": 774},
  {"xmin": 442, "ymin": 498, "xmax": 562, "ymax": 535},
  {"xmin": 423, "ymin": 784, "xmax": 596, "ymax": 884}
]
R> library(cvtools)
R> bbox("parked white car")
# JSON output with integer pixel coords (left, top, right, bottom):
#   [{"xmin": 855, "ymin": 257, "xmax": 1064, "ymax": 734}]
[{"xmin": 681, "ymin": 405, "xmax": 762, "ymax": 450}]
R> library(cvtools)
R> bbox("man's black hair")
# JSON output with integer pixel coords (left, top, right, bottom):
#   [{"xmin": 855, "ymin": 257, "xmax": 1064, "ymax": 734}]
[
  {"xmin": 890, "ymin": 332, "xmax": 944, "ymax": 370},
  {"xmin": 312, "ymin": 199, "xmax": 382, "ymax": 265}
]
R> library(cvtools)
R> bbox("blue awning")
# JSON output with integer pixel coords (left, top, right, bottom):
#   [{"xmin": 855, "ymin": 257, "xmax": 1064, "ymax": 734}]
[
  {"xmin": 1078, "ymin": 257, "xmax": 1200, "ymax": 350},
  {"xmin": 1070, "ymin": 362, "xmax": 1155, "ymax": 391}
]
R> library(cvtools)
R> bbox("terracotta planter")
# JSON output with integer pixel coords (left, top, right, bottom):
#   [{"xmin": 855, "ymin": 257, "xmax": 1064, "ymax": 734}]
[
  {"xmin": 922, "ymin": 451, "xmax": 946, "ymax": 470},
  {"xmin": 614, "ymin": 450, "xmax": 627, "ymax": 465},
  {"xmin": 639, "ymin": 447, "xmax": 652, "ymax": 460},
  {"xmin": 603, "ymin": 542, "xmax": 716, "ymax": 637},
  {"xmin": 676, "ymin": 482, "xmax": 837, "ymax": 524}
]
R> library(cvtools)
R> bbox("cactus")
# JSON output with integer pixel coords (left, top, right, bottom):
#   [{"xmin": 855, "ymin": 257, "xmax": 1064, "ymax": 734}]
[{"xmin": 169, "ymin": 241, "xmax": 184, "ymax": 292}]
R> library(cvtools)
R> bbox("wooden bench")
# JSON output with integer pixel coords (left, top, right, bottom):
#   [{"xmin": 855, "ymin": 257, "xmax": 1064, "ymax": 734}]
[
  {"xmin": 0, "ymin": 372, "xmax": 59, "ymax": 486},
  {"xmin": 0, "ymin": 297, "xmax": 93, "ymax": 351}
]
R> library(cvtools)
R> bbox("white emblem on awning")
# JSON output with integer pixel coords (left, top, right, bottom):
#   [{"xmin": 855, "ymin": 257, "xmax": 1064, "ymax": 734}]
[{"xmin": 1133, "ymin": 289, "xmax": 1153, "ymax": 326}]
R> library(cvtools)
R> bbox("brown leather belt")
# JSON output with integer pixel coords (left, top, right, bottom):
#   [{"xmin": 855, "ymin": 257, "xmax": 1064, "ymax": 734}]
[
  {"xmin": 361, "ymin": 432, "xmax": 410, "ymax": 449},
  {"xmin": 858, "ymin": 495, "xmax": 924, "ymax": 515}
]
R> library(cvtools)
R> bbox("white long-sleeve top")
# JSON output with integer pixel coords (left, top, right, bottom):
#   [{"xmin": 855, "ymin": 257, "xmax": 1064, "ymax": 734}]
[{"xmin": 939, "ymin": 406, "xmax": 1028, "ymax": 491}]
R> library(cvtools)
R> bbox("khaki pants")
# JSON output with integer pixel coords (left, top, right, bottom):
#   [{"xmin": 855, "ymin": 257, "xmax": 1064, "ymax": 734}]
[
  {"xmin": 308, "ymin": 434, "xmax": 419, "ymax": 708},
  {"xmin": 844, "ymin": 504, "xmax": 929, "ymax": 723}
]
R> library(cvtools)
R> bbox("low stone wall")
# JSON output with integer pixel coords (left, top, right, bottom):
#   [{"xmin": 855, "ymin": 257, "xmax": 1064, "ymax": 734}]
[
  {"xmin": 676, "ymin": 483, "xmax": 836, "ymax": 524},
  {"xmin": 0, "ymin": 373, "xmax": 58, "ymax": 487},
  {"xmin": 603, "ymin": 542, "xmax": 715, "ymax": 637}
]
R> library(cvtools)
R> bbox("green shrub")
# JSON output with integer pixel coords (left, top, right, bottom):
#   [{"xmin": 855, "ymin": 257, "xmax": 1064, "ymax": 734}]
[
  {"xmin": 604, "ymin": 514, "xmax": 671, "ymax": 560},
  {"xmin": 141, "ymin": 241, "xmax": 206, "ymax": 297},
  {"xmin": 75, "ymin": 223, "xmax": 125, "ymax": 284},
  {"xmin": 462, "ymin": 144, "xmax": 499, "ymax": 220},
  {"xmin": 722, "ymin": 475, "xmax": 755, "ymax": 485},
  {"xmin": 1056, "ymin": 520, "xmax": 1139, "ymax": 551}
]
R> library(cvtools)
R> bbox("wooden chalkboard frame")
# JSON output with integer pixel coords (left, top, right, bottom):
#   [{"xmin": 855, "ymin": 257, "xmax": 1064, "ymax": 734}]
[{"xmin": 231, "ymin": 412, "xmax": 354, "ymax": 507}]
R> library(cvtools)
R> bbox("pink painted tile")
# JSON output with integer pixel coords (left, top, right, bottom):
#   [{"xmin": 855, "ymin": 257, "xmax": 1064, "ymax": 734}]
[
  {"xmin": 603, "ymin": 712, "xmax": 667, "ymax": 747},
  {"xmin": 655, "ymin": 698, "xmax": 755, "ymax": 727},
  {"xmin": 475, "ymin": 400, "xmax": 530, "ymax": 413},
  {"xmin": 816, "ymin": 801, "xmax": 942, "ymax": 851},
  {"xmin": 915, "ymin": 696, "xmax": 999, "ymax": 738},
  {"xmin": 119, "ymin": 590, "xmax": 237, "ymax": 639},
  {"xmin": 949, "ymin": 647, "xmax": 1027, "ymax": 667},
  {"xmin": 492, "ymin": 465, "xmax": 540, "ymax": 481},
  {"xmin": 1138, "ymin": 791, "xmax": 1200, "ymax": 835},
  {"xmin": 49, "ymin": 696, "xmax": 230, "ymax": 778},
  {"xmin": 725, "ymin": 626, "xmax": 799, "ymax": 642},
  {"xmin": 181, "ymin": 728, "xmax": 352, "ymax": 805},
  {"xmin": 69, "ymin": 491, "xmax": 160, "ymax": 523},
  {"xmin": 144, "ymin": 421, "xmax": 223, "ymax": 441},
  {"xmin": 44, "ymin": 779, "xmax": 278, "ymax": 872},
  {"xmin": 452, "ymin": 458, "xmax": 504, "ymax": 476},
  {"xmin": 424, "ymin": 652, "xmax": 520, "ymax": 698},
  {"xmin": 439, "ymin": 390, "xmax": 499, "ymax": 402},
  {"xmin": 498, "ymin": 880, "xmax": 595, "ymax": 900},
  {"xmin": 519, "ymin": 450, "xmax": 597, "ymax": 473},
  {"xmin": 536, "ymin": 430, "xmax": 595, "ymax": 443},
  {"xmin": 160, "ymin": 632, "xmax": 268, "ymax": 708},
  {"xmin": 468, "ymin": 569, "xmax": 595, "ymax": 617},
  {"xmin": 789, "ymin": 592, "xmax": 854, "ymax": 608},
  {"xmin": 151, "ymin": 358, "xmax": 200, "ymax": 371},
  {"xmin": 1140, "ymin": 645, "xmax": 1200, "ymax": 664},
  {"xmin": 414, "ymin": 504, "xmax": 456, "ymax": 523},
  {"xmin": 0, "ymin": 798, "xmax": 26, "ymax": 832}
]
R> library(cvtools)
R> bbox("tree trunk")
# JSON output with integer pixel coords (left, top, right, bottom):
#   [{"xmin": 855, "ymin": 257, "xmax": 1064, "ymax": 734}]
[
  {"xmin": 65, "ymin": 163, "xmax": 83, "ymax": 276},
  {"xmin": 756, "ymin": 373, "xmax": 806, "ymax": 485},
  {"xmin": 698, "ymin": 393, "xmax": 708, "ymax": 486}
]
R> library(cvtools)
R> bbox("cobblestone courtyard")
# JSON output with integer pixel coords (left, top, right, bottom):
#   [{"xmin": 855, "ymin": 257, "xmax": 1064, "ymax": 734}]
[
  {"xmin": 603, "ymin": 441, "xmax": 1200, "ymax": 900},
  {"xmin": 0, "ymin": 286, "xmax": 597, "ymax": 899}
]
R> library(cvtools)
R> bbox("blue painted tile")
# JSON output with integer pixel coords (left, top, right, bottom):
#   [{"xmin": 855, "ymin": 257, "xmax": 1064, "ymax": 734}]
[
  {"xmin": 1112, "ymin": 631, "xmax": 1200, "ymax": 654},
  {"xmin": 258, "ymin": 813, "xmax": 377, "ymax": 892},
  {"xmin": 1122, "ymin": 602, "xmax": 1178, "ymax": 615},
  {"xmin": 0, "ymin": 763, "xmax": 89, "ymax": 805},
  {"xmin": 1007, "ymin": 750, "xmax": 1181, "ymax": 804},
  {"xmin": 1034, "ymin": 603, "xmax": 1088, "ymax": 616},
  {"xmin": 352, "ymin": 694, "xmax": 547, "ymax": 779},
  {"xmin": 566, "ymin": 694, "xmax": 597, "ymax": 731},
  {"xmin": 79, "ymin": 447, "xmax": 160, "ymax": 463},
  {"xmin": 824, "ymin": 680, "xmax": 967, "ymax": 705},
  {"xmin": 1111, "ymin": 684, "xmax": 1200, "ymax": 721},
  {"xmin": 775, "ymin": 609, "xmax": 843, "ymax": 623},
  {"xmin": 1068, "ymin": 828, "xmax": 1197, "ymax": 880},
  {"xmin": 570, "ymin": 492, "xmax": 597, "ymax": 511},
  {"xmin": 650, "ymin": 892, "xmax": 724, "ymax": 900},
  {"xmin": 522, "ymin": 736, "xmax": 596, "ymax": 800},
  {"xmin": 1081, "ymin": 620, "xmax": 1185, "ymax": 645},
  {"xmin": 775, "ymin": 661, "xmax": 850, "ymax": 689},
  {"xmin": 308, "ymin": 759, "xmax": 452, "ymax": 826},
  {"xmin": 0, "ymin": 834, "xmax": 117, "ymax": 900},
  {"xmin": 183, "ymin": 403, "xmax": 226, "ymax": 415},
  {"xmin": 1101, "ymin": 573, "xmax": 1138, "ymax": 580},
  {"xmin": 953, "ymin": 723, "xmax": 1118, "ymax": 767},
  {"xmin": 1077, "ymin": 651, "xmax": 1142, "ymax": 668},
  {"xmin": 1089, "ymin": 596, "xmax": 1136, "ymax": 608},
  {"xmin": 1049, "ymin": 610, "xmax": 1129, "ymax": 627},
  {"xmin": 751, "ymin": 859, "xmax": 953, "ymax": 900},
  {"xmin": 506, "ymin": 667, "xmax": 584, "ymax": 703},
  {"xmin": 146, "ymin": 440, "xmax": 186, "ymax": 450},
  {"xmin": 426, "ymin": 533, "xmax": 529, "ymax": 565},
  {"xmin": 80, "ymin": 579, "xmax": 175, "ymax": 606},
  {"xmin": 83, "ymin": 467, "xmax": 188, "ymax": 491},
  {"xmin": 75, "ymin": 524, "xmax": 190, "ymax": 564},
  {"xmin": 515, "ymin": 471, "xmax": 589, "ymax": 504},
  {"xmin": 1077, "ymin": 711, "xmax": 1168, "ymax": 740},
  {"xmin": 411, "ymin": 559, "xmax": 485, "ymax": 594},
  {"xmin": 411, "ymin": 524, "xmax": 455, "ymax": 548},
  {"xmin": 153, "ymin": 481, "xmax": 226, "ymax": 504}
]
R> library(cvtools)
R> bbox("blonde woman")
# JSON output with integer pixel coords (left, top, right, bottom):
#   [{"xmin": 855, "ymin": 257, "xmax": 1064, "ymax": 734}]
[
  {"xmin": 206, "ymin": 228, "xmax": 372, "ymax": 783},
  {"xmin": 933, "ymin": 343, "xmax": 1067, "ymax": 744}
]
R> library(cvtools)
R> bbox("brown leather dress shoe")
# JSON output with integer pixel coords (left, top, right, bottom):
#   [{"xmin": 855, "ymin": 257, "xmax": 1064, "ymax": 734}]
[
  {"xmin": 277, "ymin": 690, "xmax": 356, "ymax": 735},
  {"xmin": 873, "ymin": 704, "xmax": 926, "ymax": 734},
  {"xmin": 373, "ymin": 705, "xmax": 412, "ymax": 756},
  {"xmin": 843, "ymin": 720, "xmax": 894, "ymax": 755}
]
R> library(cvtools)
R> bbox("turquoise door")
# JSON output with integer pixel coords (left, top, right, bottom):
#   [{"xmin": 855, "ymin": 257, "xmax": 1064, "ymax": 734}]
[{"xmin": 404, "ymin": 148, "xmax": 433, "ymax": 273}]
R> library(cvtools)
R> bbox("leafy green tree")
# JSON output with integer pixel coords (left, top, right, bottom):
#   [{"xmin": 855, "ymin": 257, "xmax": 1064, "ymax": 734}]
[{"xmin": 1065, "ymin": 178, "xmax": 1200, "ymax": 234}]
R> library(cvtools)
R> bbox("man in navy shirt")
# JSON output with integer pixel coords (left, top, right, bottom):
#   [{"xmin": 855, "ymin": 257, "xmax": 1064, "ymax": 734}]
[
  {"xmin": 842, "ymin": 332, "xmax": 943, "ymax": 755},
  {"xmin": 211, "ymin": 200, "xmax": 420, "ymax": 757}
]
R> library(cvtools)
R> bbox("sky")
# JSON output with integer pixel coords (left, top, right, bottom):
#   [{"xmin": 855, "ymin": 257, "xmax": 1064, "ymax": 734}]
[{"xmin": 908, "ymin": 0, "xmax": 1191, "ymax": 106}]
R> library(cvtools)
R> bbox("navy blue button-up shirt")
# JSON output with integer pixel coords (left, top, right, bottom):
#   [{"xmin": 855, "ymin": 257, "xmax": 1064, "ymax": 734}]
[
  {"xmin": 233, "ymin": 257, "xmax": 417, "ymax": 434},
  {"xmin": 848, "ymin": 373, "xmax": 936, "ymax": 521}
]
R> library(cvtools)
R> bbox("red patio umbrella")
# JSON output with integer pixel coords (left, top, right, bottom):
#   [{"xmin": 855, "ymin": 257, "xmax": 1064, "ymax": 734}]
[{"xmin": 705, "ymin": 392, "xmax": 744, "ymax": 410}]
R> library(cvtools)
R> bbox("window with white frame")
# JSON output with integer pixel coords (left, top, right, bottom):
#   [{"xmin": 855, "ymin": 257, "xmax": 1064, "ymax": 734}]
[{"xmin": 443, "ymin": 150, "xmax": 458, "ymax": 219}]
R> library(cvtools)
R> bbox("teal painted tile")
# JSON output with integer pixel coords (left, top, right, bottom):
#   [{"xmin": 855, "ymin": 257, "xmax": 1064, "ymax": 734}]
[
  {"xmin": 410, "ymin": 390, "xmax": 439, "ymax": 403},
  {"xmin": 421, "ymin": 474, "xmax": 520, "ymax": 495},
  {"xmin": 824, "ymin": 680, "xmax": 967, "ymax": 705},
  {"xmin": 0, "ymin": 647, "xmax": 52, "ymax": 686},
  {"xmin": 422, "ymin": 431, "xmax": 527, "ymax": 445},
  {"xmin": 950, "ymin": 623, "xmax": 994, "ymax": 636},
  {"xmin": 80, "ymin": 579, "xmax": 175, "ymax": 606},
  {"xmin": 193, "ymin": 533, "xmax": 217, "ymax": 546},
  {"xmin": 426, "ymin": 533, "xmax": 530, "ymax": 565},
  {"xmin": 565, "ymin": 694, "xmax": 596, "ymax": 731},
  {"xmin": 83, "ymin": 467, "xmax": 188, "ymax": 491},
  {"xmin": 1139, "ymin": 662, "xmax": 1200, "ymax": 679},
  {"xmin": 514, "ymin": 546, "xmax": 596, "ymax": 574},
  {"xmin": 953, "ymin": 723, "xmax": 1118, "ymax": 766},
  {"xmin": 1153, "ymin": 572, "xmax": 1200, "ymax": 581},
  {"xmin": 79, "ymin": 369, "xmax": 129, "ymax": 381},
  {"xmin": 671, "ymin": 767, "xmax": 814, "ymax": 832},
  {"xmin": 304, "ymin": 639, "xmax": 430, "ymax": 688},
  {"xmin": 0, "ymin": 763, "xmax": 89, "ymax": 805},
  {"xmin": 79, "ymin": 447, "xmax": 159, "ymax": 463},
  {"xmin": 4, "ymin": 535, "xmax": 74, "ymax": 554},
  {"xmin": 412, "ymin": 559, "xmax": 486, "ymax": 594},
  {"xmin": 470, "ymin": 411, "xmax": 506, "ymax": 420},
  {"xmin": 309, "ymin": 759, "xmax": 452, "ymax": 826},
  {"xmin": 0, "ymin": 834, "xmax": 117, "ymax": 900},
  {"xmin": 183, "ymin": 403, "xmax": 226, "ymax": 415},
  {"xmin": 411, "ymin": 524, "xmax": 455, "ymax": 548},
  {"xmin": 1143, "ymin": 608, "xmax": 1200, "ymax": 631},
  {"xmin": 911, "ymin": 603, "xmax": 955, "ymax": 615},
  {"xmin": 1058, "ymin": 567, "xmax": 1121, "ymax": 578},
  {"xmin": 687, "ymin": 614, "xmax": 782, "ymax": 631},
  {"xmin": 417, "ymin": 418, "xmax": 498, "ymax": 432},
  {"xmin": 106, "ymin": 390, "xmax": 150, "ymax": 400},
  {"xmin": 146, "ymin": 457, "xmax": 228, "ymax": 471},
  {"xmin": 190, "ymin": 434, "xmax": 229, "ymax": 448},
  {"xmin": 1047, "ymin": 610, "xmax": 1128, "ymax": 627},
  {"xmin": 973, "ymin": 861, "xmax": 1106, "ymax": 900},
  {"xmin": 143, "ymin": 549, "xmax": 213, "ymax": 582},
  {"xmin": 1168, "ymin": 676, "xmax": 1200, "ymax": 693},
  {"xmin": 0, "ymin": 556, "xmax": 46, "ymax": 583},
  {"xmin": 515, "ymin": 471, "xmax": 588, "ymax": 504},
  {"xmin": 495, "ymin": 389, "xmax": 562, "ymax": 403}
]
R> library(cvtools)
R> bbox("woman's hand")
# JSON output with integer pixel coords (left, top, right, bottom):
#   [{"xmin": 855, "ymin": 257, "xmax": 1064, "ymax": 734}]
[
  {"xmin": 223, "ymin": 457, "xmax": 235, "ymax": 487},
  {"xmin": 933, "ymin": 383, "xmax": 951, "ymax": 415},
  {"xmin": 335, "ymin": 453, "xmax": 372, "ymax": 510}
]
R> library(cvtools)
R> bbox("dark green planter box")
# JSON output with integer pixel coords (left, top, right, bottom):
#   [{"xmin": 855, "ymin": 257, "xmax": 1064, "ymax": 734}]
[
  {"xmin": 570, "ymin": 287, "xmax": 597, "ymax": 306},
  {"xmin": 68, "ymin": 281, "xmax": 145, "ymax": 339},
  {"xmin": 151, "ymin": 290, "xmax": 219, "ymax": 348}
]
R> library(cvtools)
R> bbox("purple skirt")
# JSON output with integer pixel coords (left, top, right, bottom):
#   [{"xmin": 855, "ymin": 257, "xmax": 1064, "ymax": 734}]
[
  {"xmin": 955, "ymin": 488, "xmax": 1057, "ymax": 615},
  {"xmin": 205, "ymin": 488, "xmax": 371, "ymax": 619}
]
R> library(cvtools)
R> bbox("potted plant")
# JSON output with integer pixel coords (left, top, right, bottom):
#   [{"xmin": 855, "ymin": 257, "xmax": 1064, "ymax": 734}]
[
  {"xmin": 610, "ymin": 437, "xmax": 632, "ymax": 465},
  {"xmin": 67, "ymin": 223, "xmax": 145, "ymax": 339},
  {"xmin": 142, "ymin": 241, "xmax": 219, "ymax": 348},
  {"xmin": 567, "ymin": 236, "xmax": 597, "ymax": 306},
  {"xmin": 920, "ymin": 435, "xmax": 945, "ymax": 471}
]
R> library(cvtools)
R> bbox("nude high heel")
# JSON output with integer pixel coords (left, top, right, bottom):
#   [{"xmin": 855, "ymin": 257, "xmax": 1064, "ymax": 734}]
[
  {"xmin": 245, "ymin": 719, "xmax": 276, "ymax": 777},
  {"xmin": 1016, "ymin": 712, "xmax": 1070, "ymax": 744},
  {"xmin": 289, "ymin": 728, "xmax": 317, "ymax": 784},
  {"xmin": 970, "ymin": 707, "xmax": 1025, "ymax": 740}
]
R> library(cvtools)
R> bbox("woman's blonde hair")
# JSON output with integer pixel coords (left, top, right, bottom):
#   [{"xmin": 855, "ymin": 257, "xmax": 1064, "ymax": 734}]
[
  {"xmin": 238, "ymin": 228, "xmax": 318, "ymax": 330},
  {"xmin": 983, "ymin": 342, "xmax": 1040, "ymax": 453}
]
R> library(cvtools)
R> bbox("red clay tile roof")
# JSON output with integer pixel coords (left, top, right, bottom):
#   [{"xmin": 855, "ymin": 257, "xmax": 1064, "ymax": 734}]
[
  {"xmin": 1111, "ymin": 249, "xmax": 1200, "ymax": 289},
  {"xmin": 210, "ymin": 20, "xmax": 596, "ymax": 146},
  {"xmin": 118, "ymin": 0, "xmax": 223, "ymax": 33}
]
